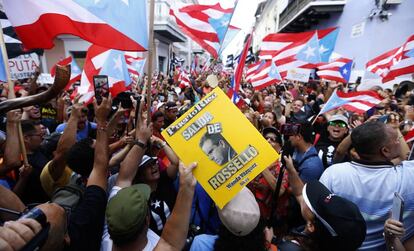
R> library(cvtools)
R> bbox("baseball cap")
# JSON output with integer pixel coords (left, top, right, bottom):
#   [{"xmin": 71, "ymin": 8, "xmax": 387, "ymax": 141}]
[
  {"xmin": 106, "ymin": 184, "xmax": 151, "ymax": 242},
  {"xmin": 302, "ymin": 180, "xmax": 366, "ymax": 250},
  {"xmin": 139, "ymin": 155, "xmax": 158, "ymax": 169},
  {"xmin": 328, "ymin": 114, "xmax": 349, "ymax": 126},
  {"xmin": 262, "ymin": 127, "xmax": 283, "ymax": 145},
  {"xmin": 217, "ymin": 188, "xmax": 260, "ymax": 237},
  {"xmin": 165, "ymin": 101, "xmax": 178, "ymax": 111}
]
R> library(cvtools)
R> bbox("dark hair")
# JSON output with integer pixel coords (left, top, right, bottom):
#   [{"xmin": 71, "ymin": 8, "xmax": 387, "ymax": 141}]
[
  {"xmin": 151, "ymin": 111, "xmax": 164, "ymax": 121},
  {"xmin": 351, "ymin": 121, "xmax": 387, "ymax": 157},
  {"xmin": 299, "ymin": 123, "xmax": 315, "ymax": 144},
  {"xmin": 66, "ymin": 138, "xmax": 94, "ymax": 177},
  {"xmin": 21, "ymin": 120, "xmax": 37, "ymax": 135},
  {"xmin": 214, "ymin": 220, "xmax": 266, "ymax": 251},
  {"xmin": 199, "ymin": 132, "xmax": 227, "ymax": 148}
]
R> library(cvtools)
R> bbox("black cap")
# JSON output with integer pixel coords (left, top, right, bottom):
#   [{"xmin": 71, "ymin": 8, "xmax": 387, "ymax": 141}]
[
  {"xmin": 165, "ymin": 101, "xmax": 178, "ymax": 110},
  {"xmin": 262, "ymin": 127, "xmax": 283, "ymax": 145},
  {"xmin": 302, "ymin": 180, "xmax": 366, "ymax": 250}
]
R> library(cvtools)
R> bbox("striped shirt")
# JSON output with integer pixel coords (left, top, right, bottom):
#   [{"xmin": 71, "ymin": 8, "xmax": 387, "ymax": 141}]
[{"xmin": 320, "ymin": 160, "xmax": 414, "ymax": 251}]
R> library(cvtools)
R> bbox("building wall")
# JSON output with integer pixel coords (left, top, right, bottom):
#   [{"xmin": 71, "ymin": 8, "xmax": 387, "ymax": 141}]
[
  {"xmin": 253, "ymin": 0, "xmax": 279, "ymax": 52},
  {"xmin": 313, "ymin": 0, "xmax": 414, "ymax": 72},
  {"xmin": 44, "ymin": 39, "xmax": 65, "ymax": 71}
]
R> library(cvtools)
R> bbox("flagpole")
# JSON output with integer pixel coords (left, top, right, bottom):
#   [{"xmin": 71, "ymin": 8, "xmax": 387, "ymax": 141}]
[
  {"xmin": 0, "ymin": 24, "xmax": 29, "ymax": 166},
  {"xmin": 217, "ymin": 0, "xmax": 240, "ymax": 58},
  {"xmin": 146, "ymin": 0, "xmax": 155, "ymax": 126}
]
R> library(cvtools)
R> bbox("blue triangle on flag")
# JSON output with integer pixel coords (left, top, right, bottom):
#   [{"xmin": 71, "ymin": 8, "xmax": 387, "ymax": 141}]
[
  {"xmin": 319, "ymin": 28, "xmax": 339, "ymax": 63},
  {"xmin": 319, "ymin": 91, "xmax": 349, "ymax": 114},
  {"xmin": 296, "ymin": 33, "xmax": 321, "ymax": 64},
  {"xmin": 406, "ymin": 48, "xmax": 414, "ymax": 58},
  {"xmin": 208, "ymin": 13, "xmax": 232, "ymax": 44},
  {"xmin": 0, "ymin": 50, "xmax": 7, "ymax": 82},
  {"xmin": 339, "ymin": 61, "xmax": 352, "ymax": 83},
  {"xmin": 269, "ymin": 61, "xmax": 281, "ymax": 80},
  {"xmin": 99, "ymin": 50, "xmax": 131, "ymax": 85}
]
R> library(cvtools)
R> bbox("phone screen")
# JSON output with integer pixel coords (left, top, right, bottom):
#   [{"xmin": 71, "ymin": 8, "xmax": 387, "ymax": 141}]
[
  {"xmin": 93, "ymin": 75, "xmax": 109, "ymax": 104},
  {"xmin": 392, "ymin": 192, "xmax": 404, "ymax": 222}
]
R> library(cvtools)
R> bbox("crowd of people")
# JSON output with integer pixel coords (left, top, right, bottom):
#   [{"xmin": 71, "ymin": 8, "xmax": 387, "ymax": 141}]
[{"xmin": 0, "ymin": 67, "xmax": 413, "ymax": 251}]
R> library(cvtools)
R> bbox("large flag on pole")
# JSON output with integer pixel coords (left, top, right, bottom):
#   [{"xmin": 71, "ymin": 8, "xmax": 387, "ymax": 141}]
[
  {"xmin": 0, "ymin": 10, "xmax": 43, "ymax": 58},
  {"xmin": 170, "ymin": 2, "xmax": 240, "ymax": 58},
  {"xmin": 228, "ymin": 32, "xmax": 252, "ymax": 104},
  {"xmin": 259, "ymin": 27, "xmax": 338, "ymax": 79},
  {"xmin": 2, "ymin": 0, "xmax": 148, "ymax": 51},
  {"xmin": 319, "ymin": 90, "xmax": 382, "ymax": 114}
]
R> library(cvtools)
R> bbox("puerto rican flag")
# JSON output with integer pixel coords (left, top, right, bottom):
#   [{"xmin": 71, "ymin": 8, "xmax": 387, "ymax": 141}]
[
  {"xmin": 3, "ymin": 0, "xmax": 148, "ymax": 51},
  {"xmin": 76, "ymin": 45, "xmax": 131, "ymax": 104},
  {"xmin": 259, "ymin": 27, "xmax": 338, "ymax": 79},
  {"xmin": 125, "ymin": 55, "xmax": 146, "ymax": 77},
  {"xmin": 382, "ymin": 35, "xmax": 414, "ymax": 84},
  {"xmin": 228, "ymin": 33, "xmax": 252, "ymax": 106},
  {"xmin": 50, "ymin": 56, "xmax": 82, "ymax": 89},
  {"xmin": 170, "ymin": 2, "xmax": 240, "ymax": 58},
  {"xmin": 319, "ymin": 90, "xmax": 382, "ymax": 114},
  {"xmin": 316, "ymin": 57, "xmax": 353, "ymax": 83},
  {"xmin": 178, "ymin": 70, "xmax": 191, "ymax": 89},
  {"xmin": 246, "ymin": 60, "xmax": 282, "ymax": 90},
  {"xmin": 366, "ymin": 46, "xmax": 403, "ymax": 78}
]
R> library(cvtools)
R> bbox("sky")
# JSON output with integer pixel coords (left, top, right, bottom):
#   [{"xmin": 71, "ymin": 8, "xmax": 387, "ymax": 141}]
[{"xmin": 197, "ymin": 0, "xmax": 261, "ymax": 59}]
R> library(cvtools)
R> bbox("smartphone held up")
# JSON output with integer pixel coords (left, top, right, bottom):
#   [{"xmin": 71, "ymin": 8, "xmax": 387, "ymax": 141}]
[{"xmin": 93, "ymin": 75, "xmax": 110, "ymax": 104}]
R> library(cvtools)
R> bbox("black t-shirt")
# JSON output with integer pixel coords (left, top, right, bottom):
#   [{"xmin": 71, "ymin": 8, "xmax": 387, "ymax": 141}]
[
  {"xmin": 66, "ymin": 185, "xmax": 107, "ymax": 251},
  {"xmin": 149, "ymin": 172, "xmax": 177, "ymax": 236},
  {"xmin": 22, "ymin": 150, "xmax": 50, "ymax": 204},
  {"xmin": 315, "ymin": 136, "xmax": 341, "ymax": 169}
]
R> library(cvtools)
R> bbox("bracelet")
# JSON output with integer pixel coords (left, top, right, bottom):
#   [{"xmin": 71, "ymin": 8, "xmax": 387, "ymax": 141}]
[
  {"xmin": 134, "ymin": 139, "xmax": 147, "ymax": 149},
  {"xmin": 160, "ymin": 141, "xmax": 167, "ymax": 148}
]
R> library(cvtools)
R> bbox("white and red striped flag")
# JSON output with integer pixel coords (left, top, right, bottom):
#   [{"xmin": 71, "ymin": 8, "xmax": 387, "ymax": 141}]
[
  {"xmin": 169, "ymin": 2, "xmax": 240, "ymax": 58},
  {"xmin": 259, "ymin": 28, "xmax": 338, "ymax": 79},
  {"xmin": 50, "ymin": 56, "xmax": 81, "ymax": 90},
  {"xmin": 246, "ymin": 60, "xmax": 281, "ymax": 90},
  {"xmin": 366, "ymin": 35, "xmax": 414, "ymax": 83},
  {"xmin": 178, "ymin": 70, "xmax": 191, "ymax": 89},
  {"xmin": 125, "ymin": 55, "xmax": 146, "ymax": 77},
  {"xmin": 76, "ymin": 45, "xmax": 131, "ymax": 104},
  {"xmin": 382, "ymin": 35, "xmax": 414, "ymax": 83},
  {"xmin": 316, "ymin": 57, "xmax": 353, "ymax": 83},
  {"xmin": 228, "ymin": 33, "xmax": 252, "ymax": 105},
  {"xmin": 319, "ymin": 90, "xmax": 383, "ymax": 114},
  {"xmin": 3, "ymin": 0, "xmax": 148, "ymax": 51}
]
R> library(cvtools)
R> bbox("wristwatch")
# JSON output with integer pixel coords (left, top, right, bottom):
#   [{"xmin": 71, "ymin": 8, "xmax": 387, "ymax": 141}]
[{"xmin": 133, "ymin": 139, "xmax": 147, "ymax": 149}]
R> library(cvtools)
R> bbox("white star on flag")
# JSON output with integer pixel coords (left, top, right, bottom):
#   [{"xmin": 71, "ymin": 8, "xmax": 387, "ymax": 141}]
[
  {"xmin": 319, "ymin": 45, "xmax": 329, "ymax": 54},
  {"xmin": 152, "ymin": 200, "xmax": 161, "ymax": 209},
  {"xmin": 113, "ymin": 55, "xmax": 122, "ymax": 72},
  {"xmin": 342, "ymin": 68, "xmax": 348, "ymax": 75},
  {"xmin": 303, "ymin": 46, "xmax": 316, "ymax": 59}
]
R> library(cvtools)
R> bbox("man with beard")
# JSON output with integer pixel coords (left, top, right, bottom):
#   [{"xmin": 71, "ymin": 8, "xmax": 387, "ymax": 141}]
[{"xmin": 315, "ymin": 114, "xmax": 349, "ymax": 169}]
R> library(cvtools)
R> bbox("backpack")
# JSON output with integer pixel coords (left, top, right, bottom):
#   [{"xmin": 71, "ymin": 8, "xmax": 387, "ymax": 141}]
[{"xmin": 51, "ymin": 174, "xmax": 85, "ymax": 214}]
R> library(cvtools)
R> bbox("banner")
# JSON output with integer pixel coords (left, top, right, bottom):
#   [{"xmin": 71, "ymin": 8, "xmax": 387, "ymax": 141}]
[
  {"xmin": 8, "ymin": 53, "xmax": 39, "ymax": 80},
  {"xmin": 285, "ymin": 68, "xmax": 311, "ymax": 82},
  {"xmin": 162, "ymin": 88, "xmax": 279, "ymax": 208}
]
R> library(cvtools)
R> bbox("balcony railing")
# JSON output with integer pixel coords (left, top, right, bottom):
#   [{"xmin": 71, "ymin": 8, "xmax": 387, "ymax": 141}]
[{"xmin": 279, "ymin": 0, "xmax": 345, "ymax": 31}]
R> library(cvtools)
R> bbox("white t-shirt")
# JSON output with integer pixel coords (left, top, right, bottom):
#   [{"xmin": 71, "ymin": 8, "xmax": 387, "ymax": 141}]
[
  {"xmin": 101, "ymin": 186, "xmax": 160, "ymax": 251},
  {"xmin": 320, "ymin": 161, "xmax": 414, "ymax": 251}
]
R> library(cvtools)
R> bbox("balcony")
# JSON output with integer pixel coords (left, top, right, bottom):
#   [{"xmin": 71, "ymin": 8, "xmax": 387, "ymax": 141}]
[
  {"xmin": 154, "ymin": 0, "xmax": 187, "ymax": 43},
  {"xmin": 279, "ymin": 0, "xmax": 346, "ymax": 32}
]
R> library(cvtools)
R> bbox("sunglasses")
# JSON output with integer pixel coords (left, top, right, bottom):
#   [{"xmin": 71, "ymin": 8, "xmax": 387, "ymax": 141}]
[{"xmin": 328, "ymin": 121, "xmax": 347, "ymax": 128}]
